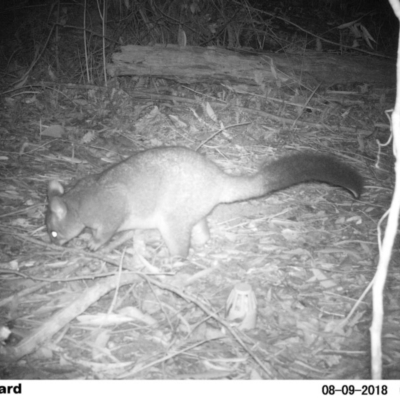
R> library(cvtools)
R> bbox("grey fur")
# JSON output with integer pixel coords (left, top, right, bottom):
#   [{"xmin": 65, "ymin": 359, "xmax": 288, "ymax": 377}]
[{"xmin": 46, "ymin": 147, "xmax": 362, "ymax": 257}]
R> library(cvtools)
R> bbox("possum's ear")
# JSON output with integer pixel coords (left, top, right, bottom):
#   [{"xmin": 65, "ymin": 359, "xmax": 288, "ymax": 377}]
[{"xmin": 48, "ymin": 180, "xmax": 64, "ymax": 199}]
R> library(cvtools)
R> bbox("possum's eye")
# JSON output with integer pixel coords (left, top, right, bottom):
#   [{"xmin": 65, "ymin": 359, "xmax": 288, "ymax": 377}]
[{"xmin": 51, "ymin": 231, "xmax": 58, "ymax": 239}]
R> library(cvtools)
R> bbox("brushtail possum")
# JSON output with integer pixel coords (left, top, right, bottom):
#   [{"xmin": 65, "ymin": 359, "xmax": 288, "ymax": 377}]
[{"xmin": 46, "ymin": 147, "xmax": 363, "ymax": 257}]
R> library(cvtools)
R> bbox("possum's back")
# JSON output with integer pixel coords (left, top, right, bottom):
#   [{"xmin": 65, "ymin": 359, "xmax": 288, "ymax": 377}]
[{"xmin": 105, "ymin": 147, "xmax": 227, "ymax": 223}]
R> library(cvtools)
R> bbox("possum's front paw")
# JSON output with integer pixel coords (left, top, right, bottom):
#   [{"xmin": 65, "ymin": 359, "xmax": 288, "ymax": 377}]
[
  {"xmin": 87, "ymin": 228, "xmax": 115, "ymax": 252},
  {"xmin": 87, "ymin": 239, "xmax": 103, "ymax": 251}
]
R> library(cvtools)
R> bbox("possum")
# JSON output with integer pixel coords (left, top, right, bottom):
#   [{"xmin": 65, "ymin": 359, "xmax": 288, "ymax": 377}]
[{"xmin": 46, "ymin": 146, "xmax": 363, "ymax": 257}]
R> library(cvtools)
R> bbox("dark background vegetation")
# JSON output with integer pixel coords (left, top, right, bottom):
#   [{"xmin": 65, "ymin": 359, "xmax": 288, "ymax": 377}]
[{"xmin": 0, "ymin": 0, "xmax": 398, "ymax": 87}]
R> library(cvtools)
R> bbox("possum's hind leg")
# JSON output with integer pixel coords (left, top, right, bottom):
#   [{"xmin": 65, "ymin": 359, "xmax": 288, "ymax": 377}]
[
  {"xmin": 191, "ymin": 218, "xmax": 210, "ymax": 248},
  {"xmin": 158, "ymin": 215, "xmax": 193, "ymax": 258}
]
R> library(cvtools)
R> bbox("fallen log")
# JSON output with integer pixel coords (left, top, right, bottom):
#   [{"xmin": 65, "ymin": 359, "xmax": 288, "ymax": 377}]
[{"xmin": 107, "ymin": 44, "xmax": 395, "ymax": 88}]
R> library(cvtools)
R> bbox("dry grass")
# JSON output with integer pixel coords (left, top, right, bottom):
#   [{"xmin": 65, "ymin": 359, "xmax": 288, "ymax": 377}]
[
  {"xmin": 1, "ymin": 77, "xmax": 398, "ymax": 379},
  {"xmin": 0, "ymin": 0, "xmax": 399, "ymax": 380}
]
